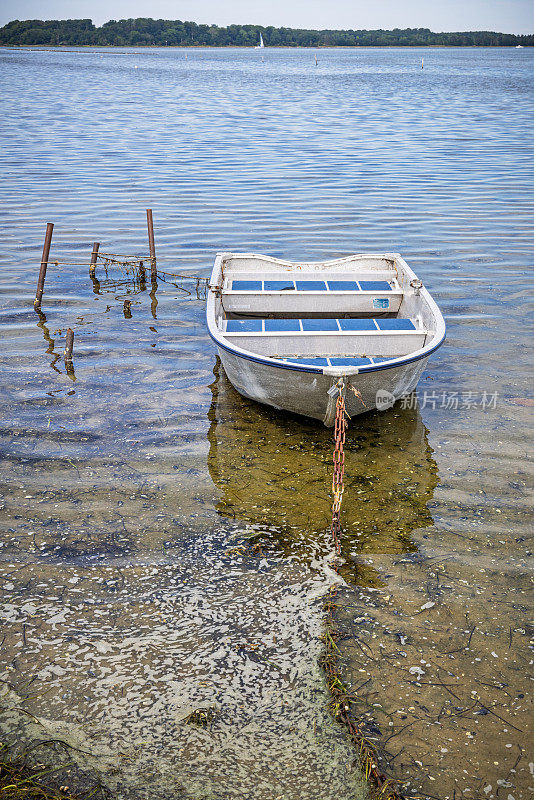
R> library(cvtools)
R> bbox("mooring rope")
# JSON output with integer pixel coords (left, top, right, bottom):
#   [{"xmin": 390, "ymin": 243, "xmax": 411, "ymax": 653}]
[
  {"xmin": 41, "ymin": 261, "xmax": 97, "ymax": 267},
  {"xmin": 156, "ymin": 270, "xmax": 208, "ymax": 282},
  {"xmin": 39, "ymin": 253, "xmax": 210, "ymax": 287},
  {"xmin": 98, "ymin": 251, "xmax": 147, "ymax": 260},
  {"xmin": 98, "ymin": 253, "xmax": 209, "ymax": 284}
]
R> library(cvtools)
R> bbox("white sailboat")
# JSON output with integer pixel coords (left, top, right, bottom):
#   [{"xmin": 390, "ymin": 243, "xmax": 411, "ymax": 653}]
[{"xmin": 255, "ymin": 33, "xmax": 265, "ymax": 49}]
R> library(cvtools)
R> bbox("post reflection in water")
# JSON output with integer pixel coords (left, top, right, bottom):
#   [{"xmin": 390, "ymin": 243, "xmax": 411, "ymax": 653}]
[
  {"xmin": 207, "ymin": 360, "xmax": 438, "ymax": 583},
  {"xmin": 35, "ymin": 311, "xmax": 62, "ymax": 374}
]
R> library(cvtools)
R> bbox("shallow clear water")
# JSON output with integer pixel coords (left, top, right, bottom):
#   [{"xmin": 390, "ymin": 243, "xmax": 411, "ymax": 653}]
[{"xmin": 0, "ymin": 46, "xmax": 532, "ymax": 799}]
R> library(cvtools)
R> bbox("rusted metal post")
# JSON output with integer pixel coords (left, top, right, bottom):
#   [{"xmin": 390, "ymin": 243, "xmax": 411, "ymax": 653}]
[
  {"xmin": 90, "ymin": 242, "xmax": 100, "ymax": 277},
  {"xmin": 64, "ymin": 328, "xmax": 74, "ymax": 361},
  {"xmin": 34, "ymin": 222, "xmax": 54, "ymax": 311},
  {"xmin": 146, "ymin": 209, "xmax": 157, "ymax": 282},
  {"xmin": 123, "ymin": 299, "xmax": 132, "ymax": 318}
]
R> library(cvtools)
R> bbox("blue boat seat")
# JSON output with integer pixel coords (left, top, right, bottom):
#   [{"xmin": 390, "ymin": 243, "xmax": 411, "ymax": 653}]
[
  {"xmin": 301, "ymin": 318, "xmax": 339, "ymax": 331},
  {"xmin": 282, "ymin": 356, "xmax": 379, "ymax": 368},
  {"xmin": 285, "ymin": 357, "xmax": 330, "ymax": 367},
  {"xmin": 295, "ymin": 280, "xmax": 328, "ymax": 291},
  {"xmin": 222, "ymin": 317, "xmax": 425, "ymax": 362},
  {"xmin": 264, "ymin": 318, "xmax": 300, "ymax": 332},
  {"xmin": 230, "ymin": 280, "xmax": 263, "ymax": 291},
  {"xmin": 327, "ymin": 281, "xmax": 360, "ymax": 291},
  {"xmin": 225, "ymin": 319, "xmax": 263, "ymax": 333},
  {"xmin": 338, "ymin": 319, "xmax": 377, "ymax": 331},
  {"xmin": 263, "ymin": 280, "xmax": 295, "ymax": 291},
  {"xmin": 229, "ymin": 279, "xmax": 393, "ymax": 292},
  {"xmin": 358, "ymin": 281, "xmax": 392, "ymax": 291},
  {"xmin": 328, "ymin": 357, "xmax": 373, "ymax": 366},
  {"xmin": 225, "ymin": 317, "xmax": 418, "ymax": 334},
  {"xmin": 224, "ymin": 278, "xmax": 401, "ymax": 316},
  {"xmin": 376, "ymin": 318, "xmax": 416, "ymax": 330}
]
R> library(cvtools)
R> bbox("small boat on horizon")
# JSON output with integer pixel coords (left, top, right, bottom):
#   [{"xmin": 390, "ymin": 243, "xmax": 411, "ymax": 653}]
[
  {"xmin": 206, "ymin": 252, "xmax": 445, "ymax": 426},
  {"xmin": 255, "ymin": 33, "xmax": 265, "ymax": 49}
]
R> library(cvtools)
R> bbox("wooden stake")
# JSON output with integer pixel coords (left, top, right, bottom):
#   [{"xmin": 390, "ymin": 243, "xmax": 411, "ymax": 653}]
[
  {"xmin": 146, "ymin": 209, "xmax": 157, "ymax": 282},
  {"xmin": 64, "ymin": 328, "xmax": 74, "ymax": 361},
  {"xmin": 90, "ymin": 242, "xmax": 100, "ymax": 277},
  {"xmin": 34, "ymin": 222, "xmax": 54, "ymax": 311}
]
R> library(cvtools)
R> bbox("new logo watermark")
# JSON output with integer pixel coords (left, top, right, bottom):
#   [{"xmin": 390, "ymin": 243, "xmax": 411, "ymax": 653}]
[{"xmin": 375, "ymin": 390, "xmax": 396, "ymax": 411}]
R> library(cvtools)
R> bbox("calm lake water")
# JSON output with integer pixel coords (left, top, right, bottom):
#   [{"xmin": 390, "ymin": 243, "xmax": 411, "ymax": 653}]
[{"xmin": 0, "ymin": 46, "xmax": 532, "ymax": 800}]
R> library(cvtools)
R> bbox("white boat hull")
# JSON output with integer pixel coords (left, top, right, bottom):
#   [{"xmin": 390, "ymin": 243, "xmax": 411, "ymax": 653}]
[{"xmin": 216, "ymin": 343, "xmax": 428, "ymax": 425}]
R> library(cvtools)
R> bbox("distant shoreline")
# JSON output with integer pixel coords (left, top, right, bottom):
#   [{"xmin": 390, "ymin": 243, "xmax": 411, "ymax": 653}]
[
  {"xmin": 1, "ymin": 44, "xmax": 532, "ymax": 51},
  {"xmin": 0, "ymin": 19, "xmax": 531, "ymax": 49}
]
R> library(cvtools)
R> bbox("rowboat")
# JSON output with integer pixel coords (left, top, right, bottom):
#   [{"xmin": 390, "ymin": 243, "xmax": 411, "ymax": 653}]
[{"xmin": 206, "ymin": 252, "xmax": 445, "ymax": 426}]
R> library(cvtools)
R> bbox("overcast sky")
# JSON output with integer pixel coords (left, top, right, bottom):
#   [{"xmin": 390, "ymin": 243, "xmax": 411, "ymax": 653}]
[{"xmin": 1, "ymin": 0, "xmax": 532, "ymax": 34}]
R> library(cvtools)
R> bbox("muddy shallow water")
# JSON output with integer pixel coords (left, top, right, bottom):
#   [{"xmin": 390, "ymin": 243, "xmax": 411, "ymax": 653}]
[{"xmin": 0, "ymin": 45, "xmax": 533, "ymax": 799}]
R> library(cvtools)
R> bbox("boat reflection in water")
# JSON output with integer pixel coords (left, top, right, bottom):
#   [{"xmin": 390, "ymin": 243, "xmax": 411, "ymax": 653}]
[{"xmin": 207, "ymin": 360, "xmax": 438, "ymax": 583}]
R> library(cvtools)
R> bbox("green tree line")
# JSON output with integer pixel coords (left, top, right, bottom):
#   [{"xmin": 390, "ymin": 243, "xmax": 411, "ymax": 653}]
[{"xmin": 0, "ymin": 18, "xmax": 532, "ymax": 47}]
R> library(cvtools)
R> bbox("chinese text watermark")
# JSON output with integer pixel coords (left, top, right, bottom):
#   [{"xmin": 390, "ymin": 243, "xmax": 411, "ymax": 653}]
[{"xmin": 376, "ymin": 389, "xmax": 499, "ymax": 412}]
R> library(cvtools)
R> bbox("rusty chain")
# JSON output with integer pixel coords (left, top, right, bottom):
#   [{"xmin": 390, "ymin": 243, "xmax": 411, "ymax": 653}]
[
  {"xmin": 326, "ymin": 382, "xmax": 404, "ymax": 800},
  {"xmin": 339, "ymin": 693, "xmax": 405, "ymax": 800},
  {"xmin": 330, "ymin": 381, "xmax": 347, "ymax": 554}
]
